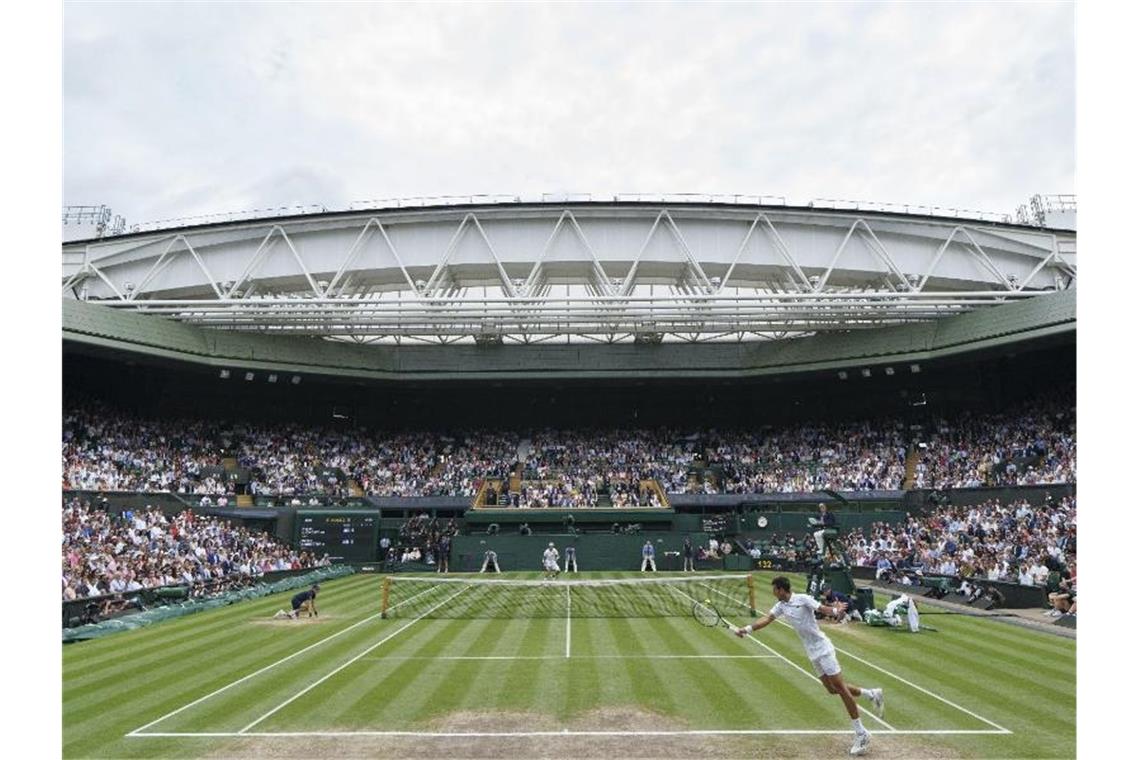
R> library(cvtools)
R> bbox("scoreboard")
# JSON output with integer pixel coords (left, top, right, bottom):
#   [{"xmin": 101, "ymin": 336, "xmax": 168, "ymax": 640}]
[
  {"xmin": 294, "ymin": 510, "xmax": 379, "ymax": 562},
  {"xmin": 700, "ymin": 513, "xmax": 731, "ymax": 533}
]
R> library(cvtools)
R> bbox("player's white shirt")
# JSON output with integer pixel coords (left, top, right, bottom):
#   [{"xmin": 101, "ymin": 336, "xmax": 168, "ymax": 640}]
[
  {"xmin": 543, "ymin": 547, "xmax": 560, "ymax": 569},
  {"xmin": 769, "ymin": 593, "xmax": 834, "ymax": 660}
]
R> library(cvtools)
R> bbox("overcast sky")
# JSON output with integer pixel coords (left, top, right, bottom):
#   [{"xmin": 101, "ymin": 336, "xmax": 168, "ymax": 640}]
[{"xmin": 63, "ymin": 1, "xmax": 1074, "ymax": 227}]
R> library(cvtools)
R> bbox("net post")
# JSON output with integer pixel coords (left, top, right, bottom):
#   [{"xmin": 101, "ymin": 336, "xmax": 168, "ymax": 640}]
[
  {"xmin": 381, "ymin": 576, "xmax": 391, "ymax": 619},
  {"xmin": 747, "ymin": 573, "xmax": 757, "ymax": 616}
]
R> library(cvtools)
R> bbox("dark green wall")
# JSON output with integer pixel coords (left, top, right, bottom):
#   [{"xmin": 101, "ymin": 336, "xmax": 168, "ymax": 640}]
[{"xmin": 452, "ymin": 534, "xmax": 709, "ymax": 572}]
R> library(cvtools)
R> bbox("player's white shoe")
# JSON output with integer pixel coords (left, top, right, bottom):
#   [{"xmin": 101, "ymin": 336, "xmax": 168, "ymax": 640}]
[
  {"xmin": 869, "ymin": 688, "xmax": 885, "ymax": 718},
  {"xmin": 273, "ymin": 610, "xmax": 287, "ymax": 619},
  {"xmin": 850, "ymin": 731, "xmax": 871, "ymax": 756}
]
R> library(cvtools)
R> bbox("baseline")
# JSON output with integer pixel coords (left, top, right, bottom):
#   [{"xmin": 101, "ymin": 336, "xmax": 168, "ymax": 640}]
[
  {"xmin": 355, "ymin": 654, "xmax": 780, "ymax": 661},
  {"xmin": 129, "ymin": 728, "xmax": 1011, "ymax": 738}
]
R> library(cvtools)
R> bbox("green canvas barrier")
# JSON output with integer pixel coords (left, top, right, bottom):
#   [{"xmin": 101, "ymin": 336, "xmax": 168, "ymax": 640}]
[{"xmin": 62, "ymin": 565, "xmax": 353, "ymax": 643}]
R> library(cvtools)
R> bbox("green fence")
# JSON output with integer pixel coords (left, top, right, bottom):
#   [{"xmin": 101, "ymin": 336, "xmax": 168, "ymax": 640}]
[
  {"xmin": 452, "ymin": 533, "xmax": 724, "ymax": 572},
  {"xmin": 62, "ymin": 565, "xmax": 353, "ymax": 643}
]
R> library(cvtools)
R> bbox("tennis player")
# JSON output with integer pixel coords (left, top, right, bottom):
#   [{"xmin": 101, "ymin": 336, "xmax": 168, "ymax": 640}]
[
  {"xmin": 543, "ymin": 542, "xmax": 561, "ymax": 579},
  {"xmin": 735, "ymin": 576, "xmax": 883, "ymax": 756},
  {"xmin": 274, "ymin": 583, "xmax": 319, "ymax": 619}
]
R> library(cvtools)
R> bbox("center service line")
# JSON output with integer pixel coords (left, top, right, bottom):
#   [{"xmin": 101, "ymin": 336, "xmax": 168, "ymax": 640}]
[
  {"xmin": 237, "ymin": 585, "xmax": 470, "ymax": 735},
  {"xmin": 565, "ymin": 584, "xmax": 572, "ymax": 659}
]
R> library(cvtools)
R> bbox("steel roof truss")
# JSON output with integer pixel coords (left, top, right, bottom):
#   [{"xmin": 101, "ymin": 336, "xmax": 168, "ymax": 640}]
[
  {"xmin": 131, "ymin": 234, "xmax": 222, "ymax": 300},
  {"xmin": 1017, "ymin": 251, "xmax": 1058, "ymax": 292},
  {"xmin": 86, "ymin": 262, "xmax": 127, "ymax": 301},
  {"xmin": 957, "ymin": 228, "xmax": 1017, "ymax": 291},
  {"xmin": 423, "ymin": 214, "xmax": 517, "ymax": 299},
  {"xmin": 522, "ymin": 211, "xmax": 614, "ymax": 298},
  {"xmin": 325, "ymin": 218, "xmax": 418, "ymax": 297},
  {"xmin": 854, "ymin": 222, "xmax": 912, "ymax": 291}
]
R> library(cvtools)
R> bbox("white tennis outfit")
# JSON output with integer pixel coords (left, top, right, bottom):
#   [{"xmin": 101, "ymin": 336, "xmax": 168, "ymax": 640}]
[
  {"xmin": 543, "ymin": 547, "xmax": 560, "ymax": 572},
  {"xmin": 770, "ymin": 593, "xmax": 840, "ymax": 677}
]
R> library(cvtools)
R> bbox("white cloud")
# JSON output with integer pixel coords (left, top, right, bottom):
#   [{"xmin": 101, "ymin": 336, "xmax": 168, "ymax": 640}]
[{"xmin": 64, "ymin": 1, "xmax": 1074, "ymax": 226}]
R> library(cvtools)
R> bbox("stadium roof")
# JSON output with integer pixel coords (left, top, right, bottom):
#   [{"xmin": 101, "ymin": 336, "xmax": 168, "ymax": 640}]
[
  {"xmin": 62, "ymin": 198, "xmax": 1075, "ymax": 345},
  {"xmin": 63, "ymin": 287, "xmax": 1074, "ymax": 382}
]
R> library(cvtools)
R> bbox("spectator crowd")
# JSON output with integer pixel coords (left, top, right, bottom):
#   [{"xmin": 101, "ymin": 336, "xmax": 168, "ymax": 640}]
[
  {"xmin": 63, "ymin": 392, "xmax": 1075, "ymax": 500},
  {"xmin": 911, "ymin": 390, "xmax": 1075, "ymax": 489},
  {"xmin": 842, "ymin": 495, "xmax": 1076, "ymax": 591},
  {"xmin": 62, "ymin": 497, "xmax": 328, "ymax": 601}
]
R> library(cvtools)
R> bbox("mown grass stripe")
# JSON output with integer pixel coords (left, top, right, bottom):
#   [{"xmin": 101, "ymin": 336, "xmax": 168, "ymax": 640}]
[
  {"xmin": 236, "ymin": 584, "xmax": 470, "ymax": 733},
  {"xmin": 327, "ymin": 617, "xmax": 498, "ymax": 726},
  {"xmin": 62, "ymin": 572, "xmax": 1075, "ymax": 760},
  {"xmin": 421, "ymin": 617, "xmax": 556, "ymax": 721},
  {"xmin": 63, "ymin": 575, "xmax": 380, "ymax": 679},
  {"xmin": 809, "ymin": 623, "xmax": 1053, "ymax": 729},
  {"xmin": 308, "ymin": 616, "xmax": 480, "ymax": 729},
  {"xmin": 116, "ymin": 614, "xmax": 394, "ymax": 735},
  {"xmin": 118, "ymin": 592, "xmax": 426, "ymax": 736},
  {"xmin": 609, "ymin": 617, "xmax": 682, "ymax": 717},
  {"xmin": 877, "ymin": 639, "xmax": 1075, "ymax": 729},
  {"xmin": 651, "ymin": 615, "xmax": 787, "ymax": 729},
  {"xmin": 844, "ymin": 638, "xmax": 1068, "ymax": 740}
]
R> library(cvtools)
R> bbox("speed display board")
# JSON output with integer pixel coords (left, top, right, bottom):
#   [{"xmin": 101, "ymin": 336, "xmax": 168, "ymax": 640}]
[{"xmin": 294, "ymin": 510, "xmax": 380, "ymax": 562}]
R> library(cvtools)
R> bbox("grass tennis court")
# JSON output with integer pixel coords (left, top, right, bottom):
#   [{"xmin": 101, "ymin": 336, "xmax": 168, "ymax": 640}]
[{"xmin": 62, "ymin": 571, "xmax": 1075, "ymax": 758}]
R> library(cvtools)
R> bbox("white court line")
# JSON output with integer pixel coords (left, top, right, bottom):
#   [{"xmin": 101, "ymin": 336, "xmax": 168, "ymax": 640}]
[
  {"xmin": 828, "ymin": 644, "xmax": 1011, "ymax": 734},
  {"xmin": 126, "ymin": 579, "xmax": 452, "ymax": 737},
  {"xmin": 669, "ymin": 584, "xmax": 895, "ymax": 732},
  {"xmin": 236, "ymin": 585, "xmax": 470, "ymax": 734},
  {"xmin": 129, "ymin": 728, "xmax": 1011, "ymax": 738},
  {"xmin": 700, "ymin": 580, "xmax": 1010, "ymax": 734},
  {"xmin": 565, "ymin": 584, "xmax": 571, "ymax": 659},
  {"xmin": 356, "ymin": 654, "xmax": 780, "ymax": 661}
]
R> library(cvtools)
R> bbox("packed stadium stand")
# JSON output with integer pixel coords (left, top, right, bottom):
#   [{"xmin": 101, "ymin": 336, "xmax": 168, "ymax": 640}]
[
  {"xmin": 61, "ymin": 198, "xmax": 1076, "ymax": 615},
  {"xmin": 63, "ymin": 392, "xmax": 1074, "ymax": 498}
]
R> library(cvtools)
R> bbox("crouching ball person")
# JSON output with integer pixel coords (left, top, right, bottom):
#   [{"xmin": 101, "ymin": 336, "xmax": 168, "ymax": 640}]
[
  {"xmin": 480, "ymin": 549, "xmax": 501, "ymax": 573},
  {"xmin": 735, "ymin": 576, "xmax": 884, "ymax": 756},
  {"xmin": 274, "ymin": 583, "xmax": 319, "ymax": 619}
]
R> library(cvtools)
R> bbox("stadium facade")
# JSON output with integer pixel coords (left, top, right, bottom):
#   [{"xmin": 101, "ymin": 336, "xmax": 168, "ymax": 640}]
[
  {"xmin": 63, "ymin": 195, "xmax": 1074, "ymax": 384},
  {"xmin": 61, "ymin": 196, "xmax": 1076, "ymax": 576}
]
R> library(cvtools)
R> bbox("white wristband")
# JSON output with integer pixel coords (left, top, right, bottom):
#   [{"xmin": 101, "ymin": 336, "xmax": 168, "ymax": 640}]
[{"xmin": 744, "ymin": 624, "xmax": 754, "ymax": 634}]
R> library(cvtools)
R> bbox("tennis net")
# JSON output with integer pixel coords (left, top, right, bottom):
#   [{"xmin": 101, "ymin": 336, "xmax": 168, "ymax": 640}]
[{"xmin": 380, "ymin": 574, "xmax": 757, "ymax": 619}]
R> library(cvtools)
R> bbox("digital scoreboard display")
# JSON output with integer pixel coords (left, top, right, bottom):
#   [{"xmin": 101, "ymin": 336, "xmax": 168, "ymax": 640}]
[
  {"xmin": 700, "ymin": 514, "xmax": 731, "ymax": 533},
  {"xmin": 294, "ymin": 510, "xmax": 379, "ymax": 563}
]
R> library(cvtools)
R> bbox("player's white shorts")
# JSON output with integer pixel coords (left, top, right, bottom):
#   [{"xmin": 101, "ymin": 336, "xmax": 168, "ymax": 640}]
[
  {"xmin": 544, "ymin": 560, "xmax": 560, "ymax": 572},
  {"xmin": 809, "ymin": 650, "xmax": 841, "ymax": 677}
]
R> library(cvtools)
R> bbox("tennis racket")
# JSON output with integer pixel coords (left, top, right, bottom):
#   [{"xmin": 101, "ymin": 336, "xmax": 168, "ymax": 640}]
[{"xmin": 692, "ymin": 599, "xmax": 727, "ymax": 628}]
